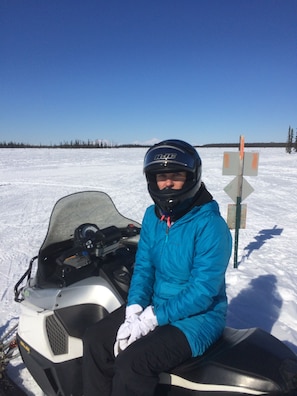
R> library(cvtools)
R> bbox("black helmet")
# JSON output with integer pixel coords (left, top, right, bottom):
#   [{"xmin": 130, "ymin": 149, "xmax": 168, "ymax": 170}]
[{"xmin": 144, "ymin": 139, "xmax": 202, "ymax": 216}]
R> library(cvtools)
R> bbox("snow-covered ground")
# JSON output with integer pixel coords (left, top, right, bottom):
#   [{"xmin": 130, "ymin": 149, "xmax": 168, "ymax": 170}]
[{"xmin": 1, "ymin": 146, "xmax": 297, "ymax": 394}]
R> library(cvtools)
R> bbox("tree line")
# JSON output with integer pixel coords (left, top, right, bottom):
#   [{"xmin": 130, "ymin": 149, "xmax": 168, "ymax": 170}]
[
  {"xmin": 0, "ymin": 140, "xmax": 144, "ymax": 149},
  {"xmin": 0, "ymin": 134, "xmax": 292, "ymax": 150}
]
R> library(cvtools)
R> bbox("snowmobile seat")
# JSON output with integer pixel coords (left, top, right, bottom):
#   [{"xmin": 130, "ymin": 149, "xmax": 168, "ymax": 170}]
[{"xmin": 159, "ymin": 327, "xmax": 297, "ymax": 394}]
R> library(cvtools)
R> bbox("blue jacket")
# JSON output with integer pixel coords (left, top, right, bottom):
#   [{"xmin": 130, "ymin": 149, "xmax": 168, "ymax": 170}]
[{"xmin": 128, "ymin": 199, "xmax": 232, "ymax": 357}]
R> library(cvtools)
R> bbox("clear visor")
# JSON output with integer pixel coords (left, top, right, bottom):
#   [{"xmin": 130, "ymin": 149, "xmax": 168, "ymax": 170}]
[{"xmin": 144, "ymin": 145, "xmax": 196, "ymax": 173}]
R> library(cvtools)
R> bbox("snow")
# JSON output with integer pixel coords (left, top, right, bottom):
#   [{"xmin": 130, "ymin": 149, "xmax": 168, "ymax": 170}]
[{"xmin": 1, "ymin": 147, "xmax": 297, "ymax": 394}]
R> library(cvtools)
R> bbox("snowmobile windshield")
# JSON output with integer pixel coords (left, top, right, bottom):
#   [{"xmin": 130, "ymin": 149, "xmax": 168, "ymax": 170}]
[{"xmin": 39, "ymin": 191, "xmax": 141, "ymax": 256}]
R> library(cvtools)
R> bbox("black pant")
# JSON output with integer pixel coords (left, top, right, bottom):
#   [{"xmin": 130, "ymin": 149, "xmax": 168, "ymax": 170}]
[{"xmin": 82, "ymin": 305, "xmax": 192, "ymax": 396}]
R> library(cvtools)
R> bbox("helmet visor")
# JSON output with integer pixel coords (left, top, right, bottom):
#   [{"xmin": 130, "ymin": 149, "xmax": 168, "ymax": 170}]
[{"xmin": 144, "ymin": 145, "xmax": 196, "ymax": 174}]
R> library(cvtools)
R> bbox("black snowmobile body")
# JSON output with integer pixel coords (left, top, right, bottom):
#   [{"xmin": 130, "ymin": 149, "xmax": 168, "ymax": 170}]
[{"xmin": 14, "ymin": 191, "xmax": 297, "ymax": 396}]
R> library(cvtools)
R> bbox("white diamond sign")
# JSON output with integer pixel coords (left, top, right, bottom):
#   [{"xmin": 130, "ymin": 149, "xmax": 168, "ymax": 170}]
[{"xmin": 224, "ymin": 176, "xmax": 254, "ymax": 203}]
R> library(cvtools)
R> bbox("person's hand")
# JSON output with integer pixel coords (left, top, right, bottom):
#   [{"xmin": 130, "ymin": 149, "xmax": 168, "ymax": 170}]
[
  {"xmin": 114, "ymin": 304, "xmax": 143, "ymax": 357},
  {"xmin": 127, "ymin": 306, "xmax": 158, "ymax": 346}
]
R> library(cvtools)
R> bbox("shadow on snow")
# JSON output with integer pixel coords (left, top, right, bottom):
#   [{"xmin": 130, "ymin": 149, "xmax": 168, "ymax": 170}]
[
  {"xmin": 242, "ymin": 225, "xmax": 283, "ymax": 260},
  {"xmin": 227, "ymin": 274, "xmax": 297, "ymax": 354}
]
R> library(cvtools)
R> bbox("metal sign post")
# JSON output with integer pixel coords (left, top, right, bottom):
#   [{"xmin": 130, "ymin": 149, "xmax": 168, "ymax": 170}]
[
  {"xmin": 234, "ymin": 136, "xmax": 245, "ymax": 268},
  {"xmin": 222, "ymin": 136, "xmax": 259, "ymax": 268}
]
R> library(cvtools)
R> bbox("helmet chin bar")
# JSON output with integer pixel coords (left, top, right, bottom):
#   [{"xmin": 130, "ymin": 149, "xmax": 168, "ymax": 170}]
[
  {"xmin": 153, "ymin": 186, "xmax": 189, "ymax": 214},
  {"xmin": 152, "ymin": 179, "xmax": 203, "ymax": 216}
]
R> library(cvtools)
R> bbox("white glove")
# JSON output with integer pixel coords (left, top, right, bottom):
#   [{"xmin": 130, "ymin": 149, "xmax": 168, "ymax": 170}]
[
  {"xmin": 114, "ymin": 304, "xmax": 143, "ymax": 357},
  {"xmin": 127, "ymin": 306, "xmax": 158, "ymax": 346}
]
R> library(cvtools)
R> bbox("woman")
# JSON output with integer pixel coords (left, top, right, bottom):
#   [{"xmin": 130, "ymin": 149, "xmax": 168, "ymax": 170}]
[{"xmin": 83, "ymin": 139, "xmax": 232, "ymax": 396}]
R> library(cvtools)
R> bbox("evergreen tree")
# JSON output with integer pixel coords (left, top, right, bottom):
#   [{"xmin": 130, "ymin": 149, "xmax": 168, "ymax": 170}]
[{"xmin": 286, "ymin": 126, "xmax": 294, "ymax": 153}]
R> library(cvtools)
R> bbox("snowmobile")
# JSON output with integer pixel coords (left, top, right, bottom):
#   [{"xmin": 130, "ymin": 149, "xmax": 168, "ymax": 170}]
[{"xmin": 11, "ymin": 191, "xmax": 297, "ymax": 395}]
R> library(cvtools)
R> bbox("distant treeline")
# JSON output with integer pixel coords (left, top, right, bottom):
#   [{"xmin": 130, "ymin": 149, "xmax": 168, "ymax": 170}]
[
  {"xmin": 0, "ymin": 141, "xmax": 287, "ymax": 149},
  {"xmin": 0, "ymin": 140, "xmax": 118, "ymax": 148}
]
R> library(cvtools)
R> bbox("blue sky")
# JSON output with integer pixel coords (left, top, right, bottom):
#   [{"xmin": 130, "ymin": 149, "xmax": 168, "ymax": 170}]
[{"xmin": 1, "ymin": 0, "xmax": 296, "ymax": 146}]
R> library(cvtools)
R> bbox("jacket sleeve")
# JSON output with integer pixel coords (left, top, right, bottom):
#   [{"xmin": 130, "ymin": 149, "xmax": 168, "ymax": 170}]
[
  {"xmin": 127, "ymin": 207, "xmax": 156, "ymax": 308},
  {"xmin": 156, "ymin": 212, "xmax": 232, "ymax": 326}
]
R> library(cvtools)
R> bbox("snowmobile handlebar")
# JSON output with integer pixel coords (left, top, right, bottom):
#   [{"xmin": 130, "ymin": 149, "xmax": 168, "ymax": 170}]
[{"xmin": 72, "ymin": 223, "xmax": 140, "ymax": 258}]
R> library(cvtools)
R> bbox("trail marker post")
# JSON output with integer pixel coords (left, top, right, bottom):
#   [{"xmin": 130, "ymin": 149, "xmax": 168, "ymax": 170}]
[{"xmin": 222, "ymin": 136, "xmax": 259, "ymax": 268}]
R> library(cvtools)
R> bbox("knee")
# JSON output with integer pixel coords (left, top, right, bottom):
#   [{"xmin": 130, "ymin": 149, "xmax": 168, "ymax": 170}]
[
  {"xmin": 113, "ymin": 346, "xmax": 160, "ymax": 393},
  {"xmin": 114, "ymin": 347, "xmax": 135, "ymax": 378},
  {"xmin": 114, "ymin": 343, "xmax": 149, "ymax": 380}
]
